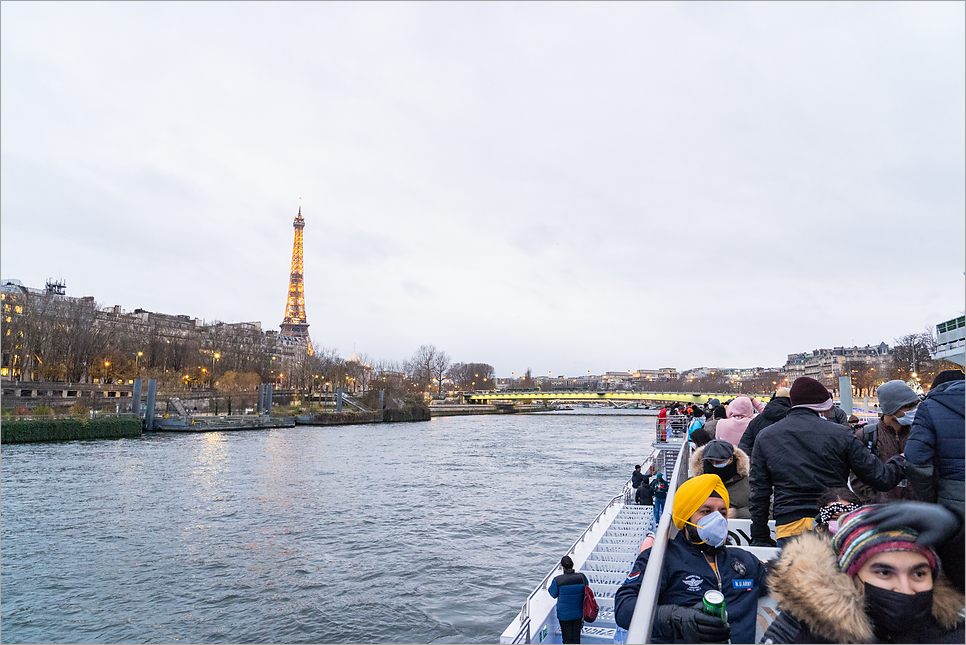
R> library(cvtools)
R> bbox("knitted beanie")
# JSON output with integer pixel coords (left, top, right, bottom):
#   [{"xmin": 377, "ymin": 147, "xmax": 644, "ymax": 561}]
[
  {"xmin": 831, "ymin": 505, "xmax": 940, "ymax": 578},
  {"xmin": 877, "ymin": 380, "xmax": 920, "ymax": 416},
  {"xmin": 789, "ymin": 377, "xmax": 832, "ymax": 407}
]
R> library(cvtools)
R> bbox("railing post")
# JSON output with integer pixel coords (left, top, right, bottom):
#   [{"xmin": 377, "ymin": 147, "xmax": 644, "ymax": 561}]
[{"xmin": 337, "ymin": 387, "xmax": 343, "ymax": 413}]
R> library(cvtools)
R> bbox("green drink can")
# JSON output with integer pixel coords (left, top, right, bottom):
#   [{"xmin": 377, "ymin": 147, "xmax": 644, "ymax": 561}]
[{"xmin": 702, "ymin": 590, "xmax": 727, "ymax": 622}]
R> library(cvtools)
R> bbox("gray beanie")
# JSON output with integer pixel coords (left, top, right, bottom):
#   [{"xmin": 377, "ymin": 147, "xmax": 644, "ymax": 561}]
[{"xmin": 877, "ymin": 380, "xmax": 920, "ymax": 416}]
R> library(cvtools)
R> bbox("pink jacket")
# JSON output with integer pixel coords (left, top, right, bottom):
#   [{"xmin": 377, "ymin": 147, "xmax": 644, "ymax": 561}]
[{"xmin": 714, "ymin": 396, "xmax": 765, "ymax": 446}]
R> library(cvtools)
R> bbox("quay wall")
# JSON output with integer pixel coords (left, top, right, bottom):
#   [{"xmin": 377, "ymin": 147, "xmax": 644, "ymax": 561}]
[
  {"xmin": 310, "ymin": 411, "xmax": 384, "ymax": 426},
  {"xmin": 2, "ymin": 417, "xmax": 142, "ymax": 443}
]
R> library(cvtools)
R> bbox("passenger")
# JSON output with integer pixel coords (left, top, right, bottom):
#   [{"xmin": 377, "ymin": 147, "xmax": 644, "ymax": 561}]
[
  {"xmin": 713, "ymin": 395, "xmax": 764, "ymax": 446},
  {"xmin": 650, "ymin": 472, "xmax": 668, "ymax": 522},
  {"xmin": 820, "ymin": 402, "xmax": 850, "ymax": 426},
  {"xmin": 847, "ymin": 414, "xmax": 867, "ymax": 432},
  {"xmin": 762, "ymin": 503, "xmax": 964, "ymax": 643},
  {"xmin": 812, "ymin": 487, "xmax": 862, "ymax": 534},
  {"xmin": 614, "ymin": 474, "xmax": 767, "ymax": 643},
  {"xmin": 547, "ymin": 555, "xmax": 587, "ymax": 644},
  {"xmin": 906, "ymin": 369, "xmax": 965, "ymax": 592},
  {"xmin": 849, "ymin": 380, "xmax": 920, "ymax": 503},
  {"xmin": 688, "ymin": 416, "xmax": 713, "ymax": 447},
  {"xmin": 702, "ymin": 405, "xmax": 727, "ymax": 441},
  {"xmin": 686, "ymin": 409, "xmax": 706, "ymax": 444},
  {"xmin": 749, "ymin": 377, "xmax": 905, "ymax": 547},
  {"xmin": 632, "ymin": 464, "xmax": 652, "ymax": 506},
  {"xmin": 658, "ymin": 405, "xmax": 669, "ymax": 439},
  {"xmin": 690, "ymin": 439, "xmax": 751, "ymax": 519},
  {"xmin": 737, "ymin": 387, "xmax": 791, "ymax": 456}
]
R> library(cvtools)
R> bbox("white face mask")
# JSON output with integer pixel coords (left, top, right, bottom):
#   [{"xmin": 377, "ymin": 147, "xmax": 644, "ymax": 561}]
[{"xmin": 896, "ymin": 408, "xmax": 917, "ymax": 426}]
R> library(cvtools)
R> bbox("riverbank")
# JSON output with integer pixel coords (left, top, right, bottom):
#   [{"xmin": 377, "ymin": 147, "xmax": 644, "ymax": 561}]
[{"xmin": 1, "ymin": 416, "xmax": 141, "ymax": 443}]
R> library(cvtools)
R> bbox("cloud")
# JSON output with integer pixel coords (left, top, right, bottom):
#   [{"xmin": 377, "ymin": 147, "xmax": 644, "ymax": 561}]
[{"xmin": 2, "ymin": 2, "xmax": 963, "ymax": 374}]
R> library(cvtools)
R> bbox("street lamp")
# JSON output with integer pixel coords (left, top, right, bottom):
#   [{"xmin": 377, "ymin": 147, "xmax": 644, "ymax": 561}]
[{"xmin": 135, "ymin": 351, "xmax": 143, "ymax": 373}]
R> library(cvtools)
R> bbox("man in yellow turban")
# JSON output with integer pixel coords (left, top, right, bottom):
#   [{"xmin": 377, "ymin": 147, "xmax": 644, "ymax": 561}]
[{"xmin": 614, "ymin": 474, "xmax": 768, "ymax": 643}]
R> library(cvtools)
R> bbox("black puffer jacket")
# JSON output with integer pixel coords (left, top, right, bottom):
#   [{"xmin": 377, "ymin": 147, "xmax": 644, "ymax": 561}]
[
  {"xmin": 738, "ymin": 395, "xmax": 790, "ymax": 456},
  {"xmin": 750, "ymin": 408, "xmax": 904, "ymax": 540}
]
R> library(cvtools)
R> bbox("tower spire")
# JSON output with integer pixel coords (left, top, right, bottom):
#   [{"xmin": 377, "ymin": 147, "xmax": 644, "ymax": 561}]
[{"xmin": 280, "ymin": 201, "xmax": 313, "ymax": 355}]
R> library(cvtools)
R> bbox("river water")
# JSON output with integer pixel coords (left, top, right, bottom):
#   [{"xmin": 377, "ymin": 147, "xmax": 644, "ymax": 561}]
[{"xmin": 1, "ymin": 410, "xmax": 655, "ymax": 644}]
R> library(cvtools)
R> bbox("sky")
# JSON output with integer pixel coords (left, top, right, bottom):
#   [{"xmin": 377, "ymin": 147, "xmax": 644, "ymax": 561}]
[{"xmin": 2, "ymin": 2, "xmax": 964, "ymax": 377}]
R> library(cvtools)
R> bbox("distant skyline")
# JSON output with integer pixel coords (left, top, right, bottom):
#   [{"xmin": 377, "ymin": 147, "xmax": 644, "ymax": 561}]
[{"xmin": 2, "ymin": 2, "xmax": 964, "ymax": 376}]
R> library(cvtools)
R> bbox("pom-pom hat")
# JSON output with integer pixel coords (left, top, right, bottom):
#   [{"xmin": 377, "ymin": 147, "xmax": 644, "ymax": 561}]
[{"xmin": 831, "ymin": 505, "xmax": 940, "ymax": 578}]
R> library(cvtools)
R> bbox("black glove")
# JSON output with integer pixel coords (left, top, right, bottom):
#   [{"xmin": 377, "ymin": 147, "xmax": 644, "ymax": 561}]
[
  {"xmin": 751, "ymin": 536, "xmax": 777, "ymax": 547},
  {"xmin": 656, "ymin": 604, "xmax": 731, "ymax": 643},
  {"xmin": 864, "ymin": 502, "xmax": 961, "ymax": 546}
]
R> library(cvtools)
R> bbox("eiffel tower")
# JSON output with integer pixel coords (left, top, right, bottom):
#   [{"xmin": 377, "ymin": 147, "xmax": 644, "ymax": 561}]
[{"xmin": 280, "ymin": 202, "xmax": 313, "ymax": 355}]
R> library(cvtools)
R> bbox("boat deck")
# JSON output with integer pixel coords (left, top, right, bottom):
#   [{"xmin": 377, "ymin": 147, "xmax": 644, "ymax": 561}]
[{"xmin": 568, "ymin": 504, "xmax": 654, "ymax": 644}]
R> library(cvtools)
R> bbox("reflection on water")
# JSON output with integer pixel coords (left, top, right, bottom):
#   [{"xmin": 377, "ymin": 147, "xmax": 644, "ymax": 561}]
[{"xmin": 2, "ymin": 413, "xmax": 653, "ymax": 644}]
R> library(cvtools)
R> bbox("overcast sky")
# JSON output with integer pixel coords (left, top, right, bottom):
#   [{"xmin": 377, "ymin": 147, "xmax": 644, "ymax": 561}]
[{"xmin": 2, "ymin": 2, "xmax": 963, "ymax": 376}]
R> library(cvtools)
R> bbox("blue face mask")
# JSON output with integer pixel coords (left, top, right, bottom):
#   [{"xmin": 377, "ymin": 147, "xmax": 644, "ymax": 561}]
[
  {"xmin": 687, "ymin": 510, "xmax": 729, "ymax": 548},
  {"xmin": 711, "ymin": 460, "xmax": 730, "ymax": 468},
  {"xmin": 897, "ymin": 408, "xmax": 917, "ymax": 426}
]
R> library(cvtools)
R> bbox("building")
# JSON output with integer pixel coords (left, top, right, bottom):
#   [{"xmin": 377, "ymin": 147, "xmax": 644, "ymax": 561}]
[{"xmin": 784, "ymin": 343, "xmax": 892, "ymax": 389}]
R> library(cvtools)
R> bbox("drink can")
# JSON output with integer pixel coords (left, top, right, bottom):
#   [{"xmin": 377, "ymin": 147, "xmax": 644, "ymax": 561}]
[{"xmin": 702, "ymin": 589, "xmax": 727, "ymax": 622}]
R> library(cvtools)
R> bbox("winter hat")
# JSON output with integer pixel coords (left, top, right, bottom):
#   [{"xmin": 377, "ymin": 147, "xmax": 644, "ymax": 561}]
[
  {"xmin": 932, "ymin": 369, "xmax": 965, "ymax": 389},
  {"xmin": 790, "ymin": 377, "xmax": 833, "ymax": 409},
  {"xmin": 832, "ymin": 505, "xmax": 940, "ymax": 578},
  {"xmin": 708, "ymin": 398, "xmax": 721, "ymax": 408},
  {"xmin": 702, "ymin": 440, "xmax": 735, "ymax": 462},
  {"xmin": 775, "ymin": 387, "xmax": 790, "ymax": 398},
  {"xmin": 671, "ymin": 474, "xmax": 729, "ymax": 529},
  {"xmin": 712, "ymin": 405, "xmax": 727, "ymax": 419},
  {"xmin": 877, "ymin": 380, "xmax": 920, "ymax": 416}
]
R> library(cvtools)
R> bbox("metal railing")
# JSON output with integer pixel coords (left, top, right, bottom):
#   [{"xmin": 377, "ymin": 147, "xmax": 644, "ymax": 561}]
[
  {"xmin": 626, "ymin": 440, "xmax": 691, "ymax": 644},
  {"xmin": 510, "ymin": 450, "xmax": 659, "ymax": 645}
]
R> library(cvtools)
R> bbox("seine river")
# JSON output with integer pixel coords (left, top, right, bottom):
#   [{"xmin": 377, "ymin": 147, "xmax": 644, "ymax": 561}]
[{"xmin": 1, "ymin": 410, "xmax": 655, "ymax": 643}]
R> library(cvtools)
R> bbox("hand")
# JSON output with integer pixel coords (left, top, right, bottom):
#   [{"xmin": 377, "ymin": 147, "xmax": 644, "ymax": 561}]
[
  {"xmin": 656, "ymin": 604, "xmax": 731, "ymax": 643},
  {"xmin": 750, "ymin": 536, "xmax": 777, "ymax": 547},
  {"xmin": 864, "ymin": 502, "xmax": 961, "ymax": 546}
]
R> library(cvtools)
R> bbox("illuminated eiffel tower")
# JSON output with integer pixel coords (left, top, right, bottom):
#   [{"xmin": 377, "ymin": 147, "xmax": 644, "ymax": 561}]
[{"xmin": 279, "ymin": 201, "xmax": 313, "ymax": 355}]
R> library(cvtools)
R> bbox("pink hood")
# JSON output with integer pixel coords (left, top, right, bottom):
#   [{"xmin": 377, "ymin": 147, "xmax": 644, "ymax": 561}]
[{"xmin": 714, "ymin": 397, "xmax": 764, "ymax": 446}]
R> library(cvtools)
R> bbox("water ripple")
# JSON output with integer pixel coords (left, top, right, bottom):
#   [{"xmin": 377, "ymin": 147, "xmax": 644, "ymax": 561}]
[{"xmin": 2, "ymin": 412, "xmax": 653, "ymax": 643}]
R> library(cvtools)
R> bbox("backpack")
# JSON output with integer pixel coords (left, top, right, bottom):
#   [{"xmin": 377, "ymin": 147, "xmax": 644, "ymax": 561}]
[
  {"xmin": 580, "ymin": 574, "xmax": 599, "ymax": 623},
  {"xmin": 863, "ymin": 423, "xmax": 878, "ymax": 457}
]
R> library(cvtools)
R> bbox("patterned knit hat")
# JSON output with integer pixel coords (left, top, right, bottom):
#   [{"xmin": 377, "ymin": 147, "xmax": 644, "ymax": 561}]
[{"xmin": 831, "ymin": 505, "xmax": 940, "ymax": 578}]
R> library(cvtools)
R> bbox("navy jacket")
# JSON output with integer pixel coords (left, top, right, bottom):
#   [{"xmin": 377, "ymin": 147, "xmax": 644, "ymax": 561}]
[
  {"xmin": 548, "ymin": 570, "xmax": 586, "ymax": 621},
  {"xmin": 906, "ymin": 380, "xmax": 965, "ymax": 513},
  {"xmin": 737, "ymin": 396, "xmax": 790, "ymax": 455},
  {"xmin": 750, "ymin": 408, "xmax": 904, "ymax": 539},
  {"xmin": 614, "ymin": 532, "xmax": 767, "ymax": 644}
]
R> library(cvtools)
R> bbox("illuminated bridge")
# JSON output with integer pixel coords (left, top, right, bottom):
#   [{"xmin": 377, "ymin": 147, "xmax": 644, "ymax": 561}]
[{"xmin": 462, "ymin": 391, "xmax": 772, "ymax": 404}]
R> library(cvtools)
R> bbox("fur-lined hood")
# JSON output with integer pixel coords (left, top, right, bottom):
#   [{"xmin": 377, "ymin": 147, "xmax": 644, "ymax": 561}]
[
  {"xmin": 690, "ymin": 444, "xmax": 750, "ymax": 480},
  {"xmin": 767, "ymin": 531, "xmax": 964, "ymax": 643}
]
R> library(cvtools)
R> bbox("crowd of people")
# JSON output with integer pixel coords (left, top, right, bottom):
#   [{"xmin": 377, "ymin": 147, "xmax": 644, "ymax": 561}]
[{"xmin": 611, "ymin": 370, "xmax": 965, "ymax": 643}]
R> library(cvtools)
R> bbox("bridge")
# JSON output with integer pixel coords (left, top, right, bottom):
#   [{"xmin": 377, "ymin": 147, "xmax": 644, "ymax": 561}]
[{"xmin": 462, "ymin": 391, "xmax": 771, "ymax": 404}]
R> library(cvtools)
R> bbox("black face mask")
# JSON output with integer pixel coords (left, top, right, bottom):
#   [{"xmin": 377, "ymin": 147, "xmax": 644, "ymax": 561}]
[
  {"xmin": 704, "ymin": 460, "xmax": 738, "ymax": 482},
  {"xmin": 863, "ymin": 581, "xmax": 933, "ymax": 636}
]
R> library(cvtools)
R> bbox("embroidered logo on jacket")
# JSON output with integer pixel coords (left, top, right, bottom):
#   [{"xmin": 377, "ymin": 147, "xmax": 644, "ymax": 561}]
[
  {"xmin": 682, "ymin": 574, "xmax": 704, "ymax": 592},
  {"xmin": 731, "ymin": 560, "xmax": 746, "ymax": 576},
  {"xmin": 625, "ymin": 570, "xmax": 641, "ymax": 583}
]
